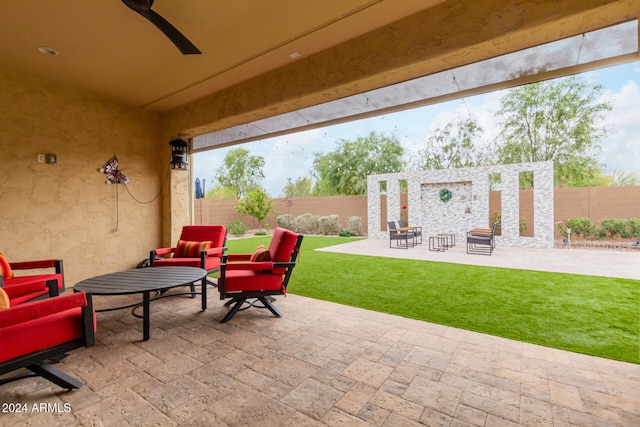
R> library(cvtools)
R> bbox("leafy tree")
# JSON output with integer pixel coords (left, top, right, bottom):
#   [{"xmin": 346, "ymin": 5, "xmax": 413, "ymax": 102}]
[
  {"xmin": 215, "ymin": 148, "xmax": 265, "ymax": 199},
  {"xmin": 235, "ymin": 188, "xmax": 274, "ymax": 230},
  {"xmin": 283, "ymin": 176, "xmax": 313, "ymax": 197},
  {"xmin": 204, "ymin": 185, "xmax": 236, "ymax": 200},
  {"xmin": 420, "ymin": 118, "xmax": 488, "ymax": 170},
  {"xmin": 577, "ymin": 169, "xmax": 639, "ymax": 187},
  {"xmin": 312, "ymin": 131, "xmax": 405, "ymax": 195},
  {"xmin": 494, "ymin": 76, "xmax": 612, "ymax": 188}
]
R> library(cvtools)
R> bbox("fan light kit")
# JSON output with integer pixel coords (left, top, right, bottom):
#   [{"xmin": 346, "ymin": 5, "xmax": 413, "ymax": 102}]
[{"xmin": 121, "ymin": 0, "xmax": 201, "ymax": 55}]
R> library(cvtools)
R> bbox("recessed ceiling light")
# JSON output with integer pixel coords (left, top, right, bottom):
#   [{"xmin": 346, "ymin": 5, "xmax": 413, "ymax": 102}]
[
  {"xmin": 289, "ymin": 52, "xmax": 301, "ymax": 59},
  {"xmin": 37, "ymin": 46, "xmax": 58, "ymax": 56}
]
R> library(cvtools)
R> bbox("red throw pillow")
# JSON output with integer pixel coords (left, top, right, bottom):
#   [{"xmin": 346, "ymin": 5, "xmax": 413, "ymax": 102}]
[
  {"xmin": 0, "ymin": 254, "xmax": 13, "ymax": 279},
  {"xmin": 250, "ymin": 245, "xmax": 270, "ymax": 263},
  {"xmin": 175, "ymin": 240, "xmax": 213, "ymax": 258}
]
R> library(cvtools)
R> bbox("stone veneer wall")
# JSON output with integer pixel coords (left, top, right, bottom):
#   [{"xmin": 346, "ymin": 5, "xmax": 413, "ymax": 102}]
[{"xmin": 367, "ymin": 161, "xmax": 554, "ymax": 248}]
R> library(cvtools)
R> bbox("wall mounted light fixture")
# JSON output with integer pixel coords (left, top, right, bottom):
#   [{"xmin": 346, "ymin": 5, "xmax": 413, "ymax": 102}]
[{"xmin": 169, "ymin": 139, "xmax": 189, "ymax": 170}]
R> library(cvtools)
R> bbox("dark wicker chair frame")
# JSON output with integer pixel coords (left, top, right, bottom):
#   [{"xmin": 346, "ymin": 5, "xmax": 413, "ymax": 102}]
[
  {"xmin": 466, "ymin": 222, "xmax": 498, "ymax": 255},
  {"xmin": 387, "ymin": 221, "xmax": 413, "ymax": 249}
]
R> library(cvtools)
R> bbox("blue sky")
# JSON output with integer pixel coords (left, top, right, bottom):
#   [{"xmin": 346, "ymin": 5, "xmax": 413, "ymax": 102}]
[{"xmin": 194, "ymin": 61, "xmax": 640, "ymax": 197}]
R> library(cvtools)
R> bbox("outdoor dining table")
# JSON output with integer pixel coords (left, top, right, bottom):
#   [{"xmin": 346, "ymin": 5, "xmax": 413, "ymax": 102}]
[{"xmin": 74, "ymin": 267, "xmax": 207, "ymax": 341}]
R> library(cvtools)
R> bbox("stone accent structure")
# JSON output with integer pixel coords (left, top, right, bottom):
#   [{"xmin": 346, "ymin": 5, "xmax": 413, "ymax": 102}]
[{"xmin": 367, "ymin": 162, "xmax": 554, "ymax": 248}]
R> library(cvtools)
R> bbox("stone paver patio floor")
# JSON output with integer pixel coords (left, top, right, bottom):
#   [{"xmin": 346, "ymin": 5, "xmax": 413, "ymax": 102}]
[{"xmin": 1, "ymin": 240, "xmax": 639, "ymax": 426}]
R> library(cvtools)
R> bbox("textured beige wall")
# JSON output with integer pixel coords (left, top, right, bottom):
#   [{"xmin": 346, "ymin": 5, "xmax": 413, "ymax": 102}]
[{"xmin": 0, "ymin": 68, "xmax": 164, "ymax": 286}]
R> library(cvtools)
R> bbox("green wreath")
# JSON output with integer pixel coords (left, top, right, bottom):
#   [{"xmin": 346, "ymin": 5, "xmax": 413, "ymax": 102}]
[{"xmin": 439, "ymin": 188, "xmax": 453, "ymax": 202}]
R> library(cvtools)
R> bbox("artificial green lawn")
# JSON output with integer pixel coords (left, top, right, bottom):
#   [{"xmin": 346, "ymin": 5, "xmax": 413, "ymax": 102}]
[{"xmin": 225, "ymin": 236, "xmax": 640, "ymax": 363}]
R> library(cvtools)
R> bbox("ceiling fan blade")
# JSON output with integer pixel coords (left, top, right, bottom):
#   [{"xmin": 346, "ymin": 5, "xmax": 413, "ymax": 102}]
[
  {"xmin": 139, "ymin": 9, "xmax": 201, "ymax": 55},
  {"xmin": 122, "ymin": 0, "xmax": 201, "ymax": 55}
]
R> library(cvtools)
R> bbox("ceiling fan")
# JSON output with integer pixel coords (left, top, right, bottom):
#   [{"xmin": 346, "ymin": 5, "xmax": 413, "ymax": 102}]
[{"xmin": 121, "ymin": 0, "xmax": 201, "ymax": 55}]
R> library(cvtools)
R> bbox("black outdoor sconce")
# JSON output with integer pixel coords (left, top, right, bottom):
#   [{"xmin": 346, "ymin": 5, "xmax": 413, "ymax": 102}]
[{"xmin": 169, "ymin": 138, "xmax": 189, "ymax": 170}]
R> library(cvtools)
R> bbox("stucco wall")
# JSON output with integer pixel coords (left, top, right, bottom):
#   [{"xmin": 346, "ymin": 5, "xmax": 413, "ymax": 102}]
[{"xmin": 0, "ymin": 68, "xmax": 165, "ymax": 285}]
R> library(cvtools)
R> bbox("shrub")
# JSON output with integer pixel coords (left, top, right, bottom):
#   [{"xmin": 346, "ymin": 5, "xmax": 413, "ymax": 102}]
[
  {"xmin": 557, "ymin": 218, "xmax": 596, "ymax": 239},
  {"xmin": 276, "ymin": 214, "xmax": 295, "ymax": 231},
  {"xmin": 319, "ymin": 215, "xmax": 340, "ymax": 235},
  {"xmin": 228, "ymin": 220, "xmax": 248, "ymax": 236},
  {"xmin": 339, "ymin": 230, "xmax": 355, "ymax": 237},
  {"xmin": 294, "ymin": 214, "xmax": 320, "ymax": 234},
  {"xmin": 344, "ymin": 216, "xmax": 364, "ymax": 236},
  {"xmin": 600, "ymin": 218, "xmax": 631, "ymax": 239},
  {"xmin": 629, "ymin": 219, "xmax": 640, "ymax": 238}
]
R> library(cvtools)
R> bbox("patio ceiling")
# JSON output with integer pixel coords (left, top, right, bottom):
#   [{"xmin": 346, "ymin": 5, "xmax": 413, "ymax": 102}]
[
  {"xmin": 0, "ymin": 0, "xmax": 439, "ymax": 112},
  {"xmin": 192, "ymin": 20, "xmax": 638, "ymax": 152}
]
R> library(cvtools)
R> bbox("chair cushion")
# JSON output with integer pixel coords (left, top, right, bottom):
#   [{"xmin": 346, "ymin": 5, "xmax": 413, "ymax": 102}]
[
  {"xmin": 250, "ymin": 245, "xmax": 270, "ymax": 263},
  {"xmin": 0, "ymin": 288, "xmax": 9, "ymax": 310},
  {"xmin": 0, "ymin": 254, "xmax": 13, "ymax": 279},
  {"xmin": 223, "ymin": 270, "xmax": 283, "ymax": 293},
  {"xmin": 3, "ymin": 274, "xmax": 63, "ymax": 291},
  {"xmin": 268, "ymin": 228, "xmax": 300, "ymax": 275},
  {"xmin": 0, "ymin": 307, "xmax": 84, "ymax": 363},
  {"xmin": 179, "ymin": 225, "xmax": 226, "ymax": 247},
  {"xmin": 153, "ymin": 256, "xmax": 221, "ymax": 272},
  {"xmin": 174, "ymin": 240, "xmax": 212, "ymax": 258}
]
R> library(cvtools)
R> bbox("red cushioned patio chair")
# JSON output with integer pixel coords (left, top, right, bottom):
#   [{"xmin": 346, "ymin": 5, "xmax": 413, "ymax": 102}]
[
  {"xmin": 0, "ymin": 286, "xmax": 95, "ymax": 390},
  {"xmin": 150, "ymin": 225, "xmax": 226, "ymax": 308},
  {"xmin": 218, "ymin": 227, "xmax": 303, "ymax": 323},
  {"xmin": 0, "ymin": 255, "xmax": 64, "ymax": 305}
]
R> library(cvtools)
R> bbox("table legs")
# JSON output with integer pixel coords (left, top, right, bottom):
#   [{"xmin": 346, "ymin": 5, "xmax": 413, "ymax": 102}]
[
  {"xmin": 142, "ymin": 291, "xmax": 150, "ymax": 341},
  {"xmin": 201, "ymin": 278, "xmax": 207, "ymax": 311},
  {"xmin": 429, "ymin": 236, "xmax": 447, "ymax": 251}
]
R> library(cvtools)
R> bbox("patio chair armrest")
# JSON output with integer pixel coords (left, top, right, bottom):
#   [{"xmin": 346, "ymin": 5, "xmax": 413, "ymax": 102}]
[
  {"xmin": 1, "ymin": 280, "xmax": 48, "ymax": 298},
  {"xmin": 9, "ymin": 259, "xmax": 59, "ymax": 271},
  {"xmin": 205, "ymin": 246, "xmax": 226, "ymax": 257},
  {"xmin": 154, "ymin": 247, "xmax": 176, "ymax": 256}
]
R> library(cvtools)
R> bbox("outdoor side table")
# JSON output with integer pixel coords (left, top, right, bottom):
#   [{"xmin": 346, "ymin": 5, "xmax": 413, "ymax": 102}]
[
  {"xmin": 437, "ymin": 233, "xmax": 455, "ymax": 248},
  {"xmin": 428, "ymin": 235, "xmax": 448, "ymax": 252}
]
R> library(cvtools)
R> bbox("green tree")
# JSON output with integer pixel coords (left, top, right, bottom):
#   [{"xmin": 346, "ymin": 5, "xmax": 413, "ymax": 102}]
[
  {"xmin": 215, "ymin": 148, "xmax": 265, "ymax": 199},
  {"xmin": 204, "ymin": 185, "xmax": 236, "ymax": 200},
  {"xmin": 312, "ymin": 131, "xmax": 405, "ymax": 195},
  {"xmin": 420, "ymin": 118, "xmax": 488, "ymax": 170},
  {"xmin": 283, "ymin": 176, "xmax": 313, "ymax": 197},
  {"xmin": 495, "ymin": 76, "xmax": 612, "ymax": 188},
  {"xmin": 578, "ymin": 169, "xmax": 640, "ymax": 187},
  {"xmin": 235, "ymin": 188, "xmax": 274, "ymax": 230}
]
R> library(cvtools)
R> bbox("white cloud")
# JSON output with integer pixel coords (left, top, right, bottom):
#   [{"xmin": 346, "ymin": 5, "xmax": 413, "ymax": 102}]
[{"xmin": 599, "ymin": 80, "xmax": 640, "ymax": 174}]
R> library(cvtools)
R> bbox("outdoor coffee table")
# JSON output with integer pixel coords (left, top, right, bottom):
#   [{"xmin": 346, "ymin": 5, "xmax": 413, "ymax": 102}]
[{"xmin": 74, "ymin": 267, "xmax": 207, "ymax": 341}]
